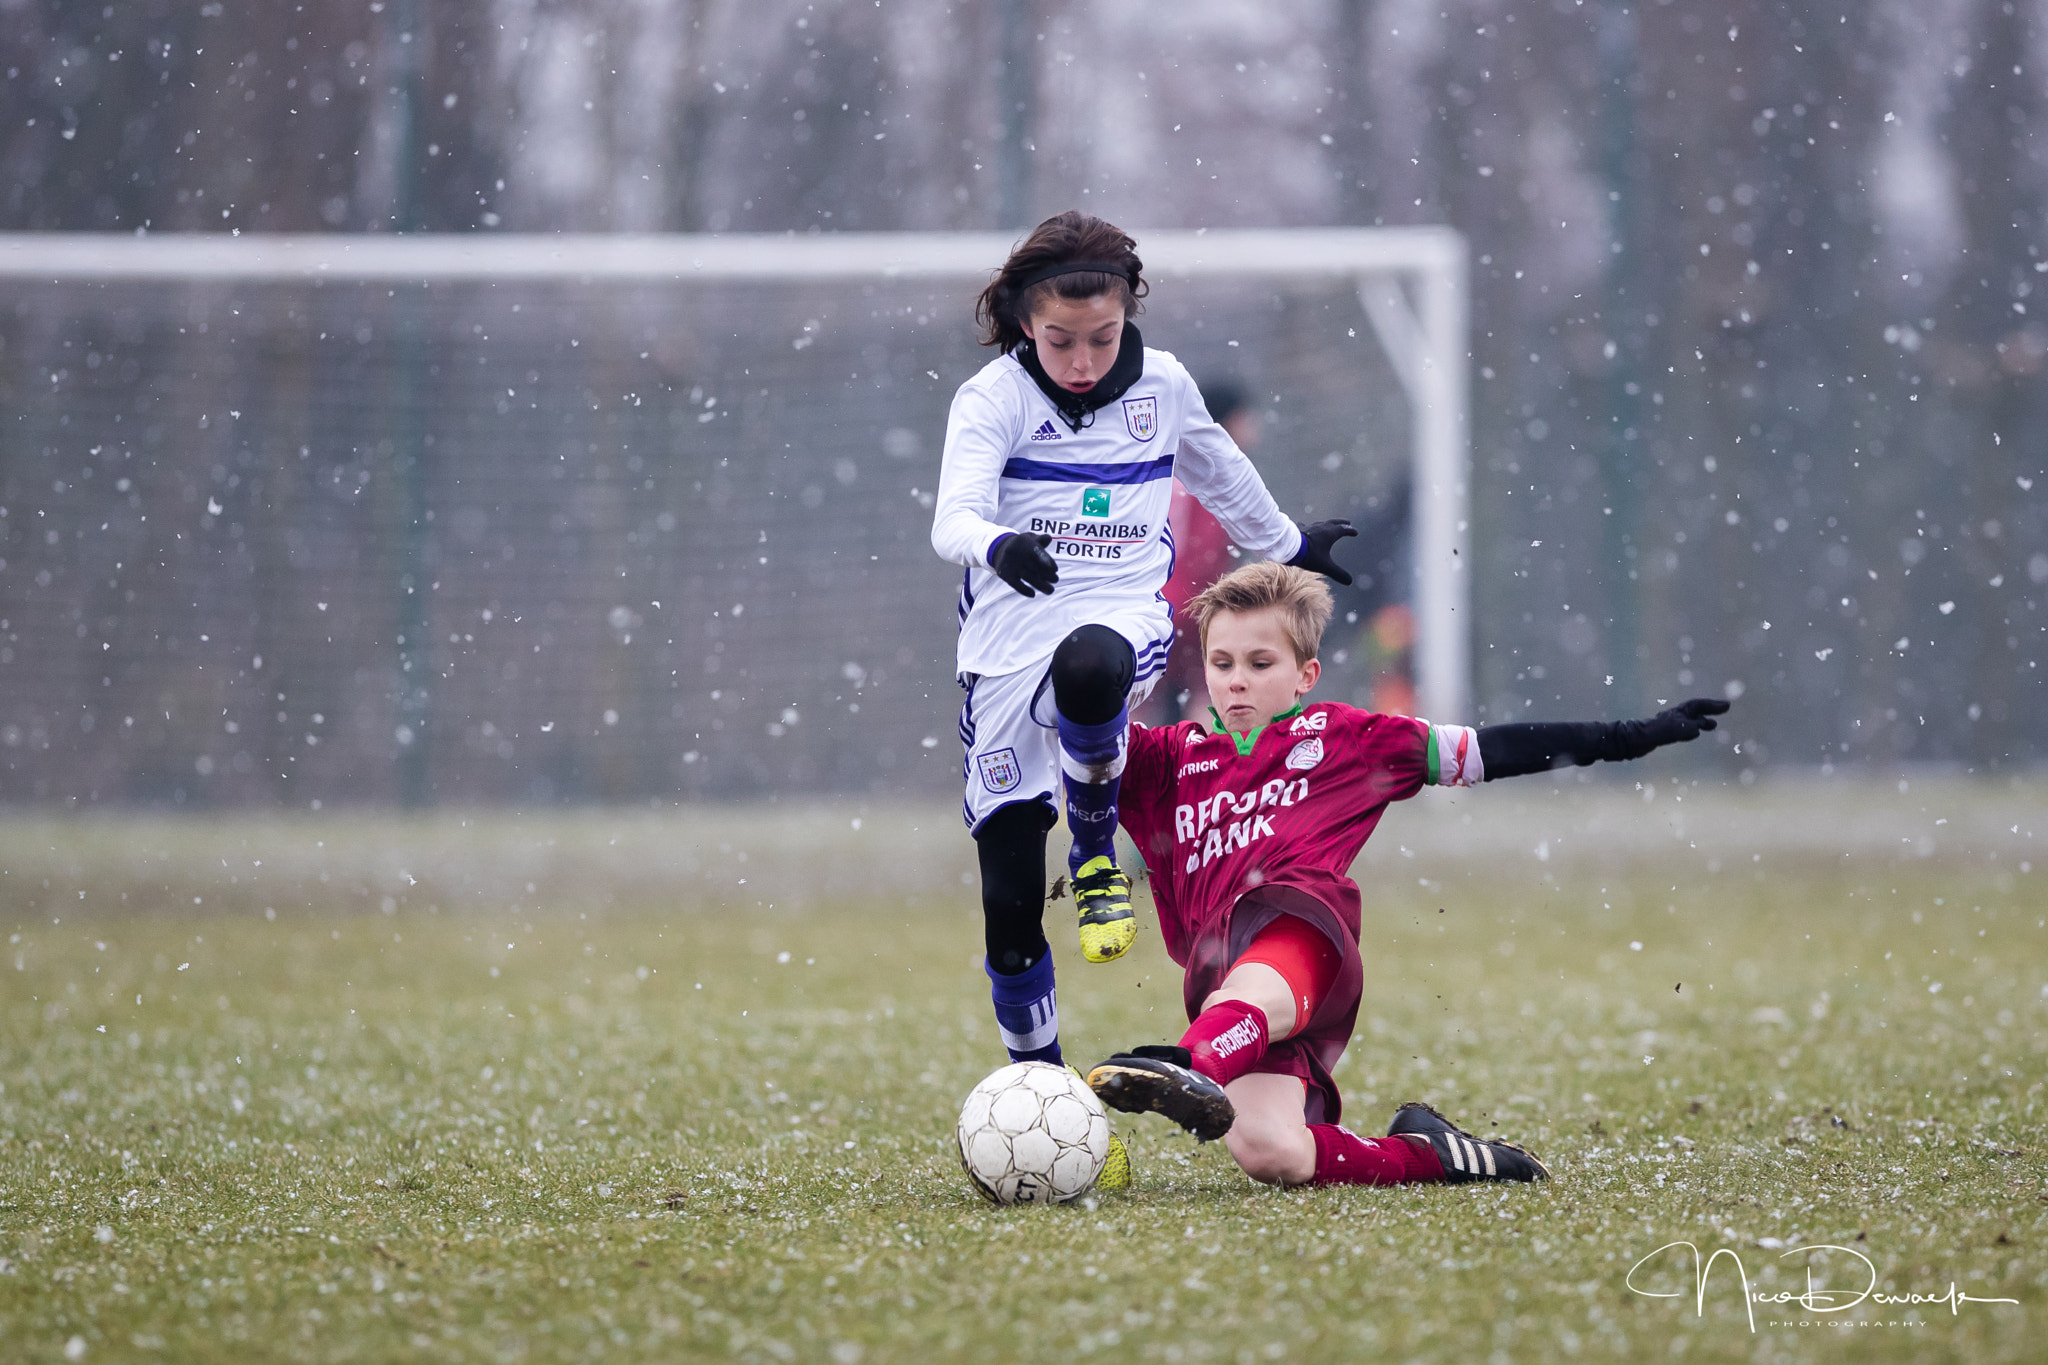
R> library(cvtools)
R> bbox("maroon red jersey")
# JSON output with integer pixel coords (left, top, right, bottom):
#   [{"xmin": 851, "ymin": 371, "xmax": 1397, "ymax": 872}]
[
  {"xmin": 1119, "ymin": 701, "xmax": 1482, "ymax": 1123},
  {"xmin": 1121, "ymin": 701, "xmax": 1481, "ymax": 963}
]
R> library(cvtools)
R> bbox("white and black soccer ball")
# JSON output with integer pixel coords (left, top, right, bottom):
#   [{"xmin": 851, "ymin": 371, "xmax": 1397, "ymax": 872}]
[{"xmin": 956, "ymin": 1061, "xmax": 1110, "ymax": 1205}]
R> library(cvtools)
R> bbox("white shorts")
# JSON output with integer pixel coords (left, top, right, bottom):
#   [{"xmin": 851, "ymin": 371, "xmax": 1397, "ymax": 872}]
[{"xmin": 958, "ymin": 620, "xmax": 1169, "ymax": 832}]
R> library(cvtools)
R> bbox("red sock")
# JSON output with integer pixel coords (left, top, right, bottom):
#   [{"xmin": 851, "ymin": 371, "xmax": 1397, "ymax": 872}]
[
  {"xmin": 1309, "ymin": 1125, "xmax": 1446, "ymax": 1185},
  {"xmin": 1178, "ymin": 1000, "xmax": 1269, "ymax": 1087}
]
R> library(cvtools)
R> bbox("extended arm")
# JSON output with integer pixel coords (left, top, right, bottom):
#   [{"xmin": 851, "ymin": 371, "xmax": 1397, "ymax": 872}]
[
  {"xmin": 1476, "ymin": 699, "xmax": 1731, "ymax": 780},
  {"xmin": 1171, "ymin": 378, "xmax": 1302, "ymax": 566},
  {"xmin": 1173, "ymin": 373, "xmax": 1356, "ymax": 584}
]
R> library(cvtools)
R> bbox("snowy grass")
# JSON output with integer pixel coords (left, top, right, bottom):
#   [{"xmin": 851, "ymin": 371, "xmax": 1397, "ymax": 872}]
[{"xmin": 2, "ymin": 778, "xmax": 2045, "ymax": 1363}]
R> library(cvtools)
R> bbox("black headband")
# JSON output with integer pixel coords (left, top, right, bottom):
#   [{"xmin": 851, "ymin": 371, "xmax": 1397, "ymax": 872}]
[{"xmin": 1013, "ymin": 259, "xmax": 1135, "ymax": 292}]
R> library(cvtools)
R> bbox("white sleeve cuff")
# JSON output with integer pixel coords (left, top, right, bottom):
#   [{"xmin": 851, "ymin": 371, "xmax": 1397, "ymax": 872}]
[{"xmin": 1426, "ymin": 724, "xmax": 1484, "ymax": 787}]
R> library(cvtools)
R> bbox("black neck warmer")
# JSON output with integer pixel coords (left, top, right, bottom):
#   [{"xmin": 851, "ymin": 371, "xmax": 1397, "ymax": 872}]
[{"xmin": 1017, "ymin": 322, "xmax": 1145, "ymax": 431}]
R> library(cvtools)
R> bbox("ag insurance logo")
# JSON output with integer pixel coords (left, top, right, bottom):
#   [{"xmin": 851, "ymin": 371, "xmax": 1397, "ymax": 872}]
[{"xmin": 1626, "ymin": 1240, "xmax": 2019, "ymax": 1333}]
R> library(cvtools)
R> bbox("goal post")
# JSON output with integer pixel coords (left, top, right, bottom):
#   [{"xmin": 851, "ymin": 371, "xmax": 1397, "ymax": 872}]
[
  {"xmin": 0, "ymin": 228, "xmax": 1469, "ymax": 807},
  {"xmin": 0, "ymin": 228, "xmax": 1471, "ymax": 724}
]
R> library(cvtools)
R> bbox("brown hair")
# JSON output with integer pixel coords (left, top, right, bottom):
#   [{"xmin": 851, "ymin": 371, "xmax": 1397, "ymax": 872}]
[
  {"xmin": 1186, "ymin": 562, "xmax": 1334, "ymax": 664},
  {"xmin": 975, "ymin": 211, "xmax": 1147, "ymax": 354}
]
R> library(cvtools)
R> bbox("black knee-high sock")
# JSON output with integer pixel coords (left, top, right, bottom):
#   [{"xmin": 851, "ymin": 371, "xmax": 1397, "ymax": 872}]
[
  {"xmin": 977, "ymin": 800, "xmax": 1054, "ymax": 973},
  {"xmin": 976, "ymin": 800, "xmax": 1060, "ymax": 1062}
]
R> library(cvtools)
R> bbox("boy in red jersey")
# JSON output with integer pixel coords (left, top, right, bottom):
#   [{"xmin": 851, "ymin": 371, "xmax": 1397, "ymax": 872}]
[{"xmin": 1086, "ymin": 562, "xmax": 1729, "ymax": 1187}]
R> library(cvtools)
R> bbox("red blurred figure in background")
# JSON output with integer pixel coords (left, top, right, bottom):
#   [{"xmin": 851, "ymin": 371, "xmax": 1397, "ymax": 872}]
[
  {"xmin": 1153, "ymin": 383, "xmax": 1255, "ymax": 723},
  {"xmin": 1150, "ymin": 382, "xmax": 1418, "ymax": 725},
  {"xmin": 1360, "ymin": 601, "xmax": 1418, "ymax": 718}
]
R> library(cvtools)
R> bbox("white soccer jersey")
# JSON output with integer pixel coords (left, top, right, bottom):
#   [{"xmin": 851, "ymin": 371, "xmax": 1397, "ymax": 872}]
[{"xmin": 931, "ymin": 346, "xmax": 1303, "ymax": 678}]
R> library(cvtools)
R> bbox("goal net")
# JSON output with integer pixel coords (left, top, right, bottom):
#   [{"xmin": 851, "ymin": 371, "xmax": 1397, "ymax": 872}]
[{"xmin": 0, "ymin": 230, "xmax": 1466, "ymax": 806}]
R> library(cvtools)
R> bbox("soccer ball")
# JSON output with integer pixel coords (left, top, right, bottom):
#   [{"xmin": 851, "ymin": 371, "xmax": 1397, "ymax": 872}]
[{"xmin": 956, "ymin": 1061, "xmax": 1111, "ymax": 1205}]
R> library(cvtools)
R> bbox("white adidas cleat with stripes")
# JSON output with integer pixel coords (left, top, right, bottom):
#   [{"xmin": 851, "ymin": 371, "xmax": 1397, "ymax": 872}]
[{"xmin": 1387, "ymin": 1101, "xmax": 1551, "ymax": 1183}]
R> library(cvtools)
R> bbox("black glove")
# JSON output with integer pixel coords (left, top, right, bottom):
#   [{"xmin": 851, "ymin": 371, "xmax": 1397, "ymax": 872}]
[
  {"xmin": 1288, "ymin": 519, "xmax": 1358, "ymax": 585},
  {"xmin": 1477, "ymin": 697, "xmax": 1732, "ymax": 778},
  {"xmin": 989, "ymin": 531, "xmax": 1059, "ymax": 598},
  {"xmin": 1631, "ymin": 697, "xmax": 1731, "ymax": 750}
]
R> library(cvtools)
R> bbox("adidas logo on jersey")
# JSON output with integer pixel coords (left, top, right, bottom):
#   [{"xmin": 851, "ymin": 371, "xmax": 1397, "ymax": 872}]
[{"xmin": 1029, "ymin": 420, "xmax": 1062, "ymax": 442}]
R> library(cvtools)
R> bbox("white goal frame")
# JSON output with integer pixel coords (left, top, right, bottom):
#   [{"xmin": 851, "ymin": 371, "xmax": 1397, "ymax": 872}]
[{"xmin": 0, "ymin": 229, "xmax": 1471, "ymax": 721}]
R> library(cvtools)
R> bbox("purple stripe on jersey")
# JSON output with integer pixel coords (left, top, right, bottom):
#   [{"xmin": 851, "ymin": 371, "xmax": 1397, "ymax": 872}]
[{"xmin": 999, "ymin": 452, "xmax": 1177, "ymax": 486}]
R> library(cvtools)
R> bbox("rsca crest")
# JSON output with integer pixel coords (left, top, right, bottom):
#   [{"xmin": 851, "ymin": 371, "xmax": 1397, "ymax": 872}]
[
  {"xmin": 1121, "ymin": 395, "xmax": 1157, "ymax": 442},
  {"xmin": 977, "ymin": 747, "xmax": 1022, "ymax": 793}
]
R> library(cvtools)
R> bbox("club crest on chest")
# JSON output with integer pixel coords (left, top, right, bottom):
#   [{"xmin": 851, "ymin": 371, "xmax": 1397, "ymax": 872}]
[
  {"xmin": 1121, "ymin": 395, "xmax": 1157, "ymax": 442},
  {"xmin": 1285, "ymin": 737, "xmax": 1324, "ymax": 771}
]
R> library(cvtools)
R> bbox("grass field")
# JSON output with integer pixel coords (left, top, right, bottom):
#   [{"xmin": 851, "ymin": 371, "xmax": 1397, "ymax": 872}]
[{"xmin": 2, "ymin": 776, "xmax": 2044, "ymax": 1363}]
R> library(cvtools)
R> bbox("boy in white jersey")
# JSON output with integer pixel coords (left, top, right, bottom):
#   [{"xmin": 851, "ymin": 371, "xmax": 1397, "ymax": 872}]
[{"xmin": 931, "ymin": 211, "xmax": 1357, "ymax": 1094}]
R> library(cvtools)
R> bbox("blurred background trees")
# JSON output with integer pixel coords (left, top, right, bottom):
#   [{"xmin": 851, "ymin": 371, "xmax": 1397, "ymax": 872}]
[{"xmin": 2, "ymin": 0, "xmax": 2043, "ymax": 803}]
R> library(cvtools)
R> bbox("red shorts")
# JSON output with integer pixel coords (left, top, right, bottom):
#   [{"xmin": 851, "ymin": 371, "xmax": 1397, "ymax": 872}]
[
  {"xmin": 1182, "ymin": 883, "xmax": 1364, "ymax": 1125},
  {"xmin": 1234, "ymin": 913, "xmax": 1342, "ymax": 1026}
]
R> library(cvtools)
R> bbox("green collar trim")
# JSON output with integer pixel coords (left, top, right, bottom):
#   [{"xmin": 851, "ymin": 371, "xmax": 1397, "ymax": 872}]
[{"xmin": 1208, "ymin": 703, "xmax": 1306, "ymax": 758}]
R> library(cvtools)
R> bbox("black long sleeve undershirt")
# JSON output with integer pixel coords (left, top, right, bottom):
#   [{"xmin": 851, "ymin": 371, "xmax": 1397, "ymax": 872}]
[{"xmin": 1476, "ymin": 720, "xmax": 1662, "ymax": 780}]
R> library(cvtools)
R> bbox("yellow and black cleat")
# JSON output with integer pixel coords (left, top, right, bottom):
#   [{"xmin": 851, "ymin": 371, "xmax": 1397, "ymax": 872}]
[
  {"xmin": 1069, "ymin": 1065, "xmax": 1134, "ymax": 1192},
  {"xmin": 1072, "ymin": 854, "xmax": 1136, "ymax": 963},
  {"xmin": 1097, "ymin": 1130, "xmax": 1132, "ymax": 1192}
]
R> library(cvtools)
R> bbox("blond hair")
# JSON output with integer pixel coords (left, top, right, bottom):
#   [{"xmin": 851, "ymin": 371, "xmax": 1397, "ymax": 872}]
[{"xmin": 1185, "ymin": 561, "xmax": 1334, "ymax": 664}]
